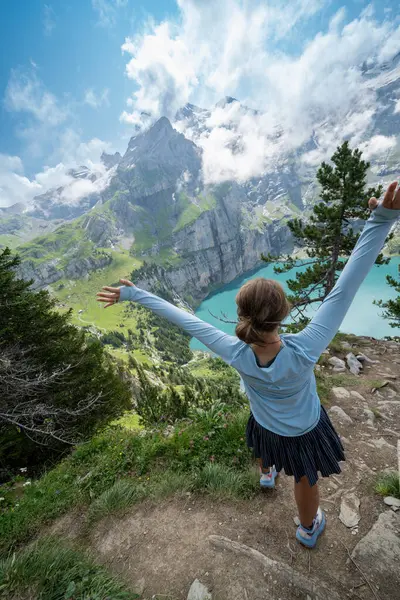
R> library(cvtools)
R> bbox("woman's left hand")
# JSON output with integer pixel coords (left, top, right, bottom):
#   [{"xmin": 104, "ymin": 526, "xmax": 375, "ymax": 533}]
[{"xmin": 96, "ymin": 278, "xmax": 135, "ymax": 308}]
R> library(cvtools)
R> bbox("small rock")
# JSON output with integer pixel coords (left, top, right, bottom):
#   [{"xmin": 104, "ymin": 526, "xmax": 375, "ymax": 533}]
[
  {"xmin": 342, "ymin": 341, "xmax": 352, "ymax": 349},
  {"xmin": 322, "ymin": 349, "xmax": 330, "ymax": 355},
  {"xmin": 163, "ymin": 425, "xmax": 175, "ymax": 438},
  {"xmin": 356, "ymin": 353, "xmax": 379, "ymax": 365},
  {"xmin": 384, "ymin": 497, "xmax": 400, "ymax": 508},
  {"xmin": 293, "ymin": 516, "xmax": 301, "ymax": 526},
  {"xmin": 187, "ymin": 579, "xmax": 212, "ymax": 600},
  {"xmin": 346, "ymin": 353, "xmax": 363, "ymax": 375},
  {"xmin": 329, "ymin": 357, "xmax": 346, "ymax": 370},
  {"xmin": 332, "ymin": 387, "xmax": 351, "ymax": 400},
  {"xmin": 329, "ymin": 406, "xmax": 353, "ymax": 425},
  {"xmin": 339, "ymin": 492, "xmax": 361, "ymax": 528},
  {"xmin": 332, "ymin": 366, "xmax": 346, "ymax": 373}
]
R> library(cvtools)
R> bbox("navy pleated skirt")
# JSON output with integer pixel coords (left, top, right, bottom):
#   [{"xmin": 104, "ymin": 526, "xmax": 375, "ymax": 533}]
[{"xmin": 246, "ymin": 406, "xmax": 345, "ymax": 486}]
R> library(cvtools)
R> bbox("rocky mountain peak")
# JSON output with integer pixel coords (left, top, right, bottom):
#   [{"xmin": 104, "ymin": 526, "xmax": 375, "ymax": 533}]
[
  {"xmin": 215, "ymin": 96, "xmax": 239, "ymax": 109},
  {"xmin": 101, "ymin": 151, "xmax": 122, "ymax": 170},
  {"xmin": 119, "ymin": 116, "xmax": 201, "ymax": 177}
]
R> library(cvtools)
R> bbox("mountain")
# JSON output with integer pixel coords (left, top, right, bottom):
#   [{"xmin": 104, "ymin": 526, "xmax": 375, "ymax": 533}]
[
  {"xmin": 3, "ymin": 54, "xmax": 400, "ymax": 304},
  {"xmin": 16, "ymin": 115, "xmax": 293, "ymax": 301}
]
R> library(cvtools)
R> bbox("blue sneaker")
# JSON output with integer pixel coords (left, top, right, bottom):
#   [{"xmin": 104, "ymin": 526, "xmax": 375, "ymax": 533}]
[
  {"xmin": 260, "ymin": 467, "xmax": 278, "ymax": 489},
  {"xmin": 296, "ymin": 508, "xmax": 326, "ymax": 548}
]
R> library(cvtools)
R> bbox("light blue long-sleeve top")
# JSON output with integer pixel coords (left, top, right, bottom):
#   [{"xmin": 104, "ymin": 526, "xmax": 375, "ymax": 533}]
[{"xmin": 120, "ymin": 204, "xmax": 399, "ymax": 436}]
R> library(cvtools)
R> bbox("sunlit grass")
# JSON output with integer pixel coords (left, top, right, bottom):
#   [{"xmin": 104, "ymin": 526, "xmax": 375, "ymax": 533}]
[
  {"xmin": 375, "ymin": 472, "xmax": 400, "ymax": 499},
  {"xmin": 55, "ymin": 250, "xmax": 142, "ymax": 331},
  {"xmin": 0, "ymin": 536, "xmax": 138, "ymax": 599}
]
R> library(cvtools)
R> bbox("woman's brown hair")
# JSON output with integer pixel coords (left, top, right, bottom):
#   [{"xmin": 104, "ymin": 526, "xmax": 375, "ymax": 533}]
[{"xmin": 235, "ymin": 278, "xmax": 291, "ymax": 345}]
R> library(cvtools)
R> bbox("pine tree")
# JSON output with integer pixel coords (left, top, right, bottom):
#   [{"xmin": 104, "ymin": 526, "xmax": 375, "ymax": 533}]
[
  {"xmin": 263, "ymin": 142, "xmax": 388, "ymax": 324},
  {"xmin": 0, "ymin": 249, "xmax": 131, "ymax": 474},
  {"xmin": 374, "ymin": 266, "xmax": 400, "ymax": 329}
]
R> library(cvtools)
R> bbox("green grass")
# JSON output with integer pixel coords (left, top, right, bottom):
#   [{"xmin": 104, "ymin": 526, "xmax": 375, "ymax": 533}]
[
  {"xmin": 197, "ymin": 463, "xmax": 259, "ymax": 499},
  {"xmin": 173, "ymin": 192, "xmax": 217, "ymax": 233},
  {"xmin": 0, "ymin": 407, "xmax": 254, "ymax": 556},
  {"xmin": 187, "ymin": 356, "xmax": 240, "ymax": 387},
  {"xmin": 0, "ymin": 536, "xmax": 138, "ymax": 599},
  {"xmin": 315, "ymin": 370, "xmax": 360, "ymax": 403},
  {"xmin": 371, "ymin": 407, "xmax": 383, "ymax": 419},
  {"xmin": 113, "ymin": 412, "xmax": 142, "ymax": 430},
  {"xmin": 55, "ymin": 250, "xmax": 141, "ymax": 331},
  {"xmin": 328, "ymin": 332, "xmax": 359, "ymax": 354},
  {"xmin": 375, "ymin": 472, "xmax": 400, "ymax": 499},
  {"xmin": 87, "ymin": 479, "xmax": 146, "ymax": 524}
]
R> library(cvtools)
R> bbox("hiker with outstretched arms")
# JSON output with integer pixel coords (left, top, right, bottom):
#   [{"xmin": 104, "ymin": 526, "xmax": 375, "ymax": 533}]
[{"xmin": 97, "ymin": 181, "xmax": 400, "ymax": 548}]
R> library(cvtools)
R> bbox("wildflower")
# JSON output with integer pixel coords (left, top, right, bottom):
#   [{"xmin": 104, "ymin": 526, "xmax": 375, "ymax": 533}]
[
  {"xmin": 23, "ymin": 481, "xmax": 32, "ymax": 487},
  {"xmin": 223, "ymin": 423, "xmax": 228, "ymax": 428},
  {"xmin": 0, "ymin": 497, "xmax": 4, "ymax": 502},
  {"xmin": 240, "ymin": 437, "xmax": 244, "ymax": 441},
  {"xmin": 203, "ymin": 436, "xmax": 209, "ymax": 441},
  {"xmin": 20, "ymin": 467, "xmax": 27, "ymax": 473},
  {"xmin": 210, "ymin": 456, "xmax": 215, "ymax": 462}
]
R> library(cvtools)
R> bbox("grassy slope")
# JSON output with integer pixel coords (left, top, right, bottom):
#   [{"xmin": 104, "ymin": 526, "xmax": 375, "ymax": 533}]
[{"xmin": 54, "ymin": 249, "xmax": 141, "ymax": 331}]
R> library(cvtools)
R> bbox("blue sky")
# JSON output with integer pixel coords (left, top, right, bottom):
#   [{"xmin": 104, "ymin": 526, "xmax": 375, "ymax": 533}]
[
  {"xmin": 1, "ymin": 0, "xmax": 399, "ymax": 206},
  {"xmin": 0, "ymin": 1, "xmax": 178, "ymax": 172}
]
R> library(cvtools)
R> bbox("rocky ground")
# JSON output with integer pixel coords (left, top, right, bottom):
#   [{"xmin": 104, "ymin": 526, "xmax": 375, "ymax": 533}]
[{"xmin": 53, "ymin": 337, "xmax": 400, "ymax": 600}]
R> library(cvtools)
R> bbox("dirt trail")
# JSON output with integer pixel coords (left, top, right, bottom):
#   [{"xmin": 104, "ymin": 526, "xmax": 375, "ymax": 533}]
[{"xmin": 55, "ymin": 337, "xmax": 400, "ymax": 600}]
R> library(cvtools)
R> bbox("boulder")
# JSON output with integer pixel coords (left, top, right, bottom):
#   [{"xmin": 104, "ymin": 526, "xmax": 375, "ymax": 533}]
[
  {"xmin": 346, "ymin": 353, "xmax": 363, "ymax": 376},
  {"xmin": 356, "ymin": 353, "xmax": 379, "ymax": 365},
  {"xmin": 332, "ymin": 387, "xmax": 350, "ymax": 401},
  {"xmin": 328, "ymin": 406, "xmax": 353, "ymax": 425},
  {"xmin": 351, "ymin": 511, "xmax": 400, "ymax": 598},
  {"xmin": 328, "ymin": 357, "xmax": 346, "ymax": 370},
  {"xmin": 350, "ymin": 391, "xmax": 366, "ymax": 402}
]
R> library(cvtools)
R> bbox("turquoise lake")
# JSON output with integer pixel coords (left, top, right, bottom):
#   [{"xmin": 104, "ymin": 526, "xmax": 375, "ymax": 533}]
[{"xmin": 191, "ymin": 258, "xmax": 400, "ymax": 351}]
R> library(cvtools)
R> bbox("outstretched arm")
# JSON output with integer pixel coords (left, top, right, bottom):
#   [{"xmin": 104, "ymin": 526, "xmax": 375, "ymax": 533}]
[
  {"xmin": 97, "ymin": 280, "xmax": 244, "ymax": 365},
  {"xmin": 293, "ymin": 182, "xmax": 400, "ymax": 363}
]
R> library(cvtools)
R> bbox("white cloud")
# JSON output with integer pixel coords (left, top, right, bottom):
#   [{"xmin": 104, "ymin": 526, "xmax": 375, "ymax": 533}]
[
  {"xmin": 0, "ymin": 154, "xmax": 41, "ymax": 208},
  {"xmin": 395, "ymin": 99, "xmax": 400, "ymax": 114},
  {"xmin": 358, "ymin": 135, "xmax": 397, "ymax": 161},
  {"xmin": 0, "ymin": 136, "xmax": 113, "ymax": 209},
  {"xmin": 2, "ymin": 67, "xmax": 116, "ymax": 208},
  {"xmin": 84, "ymin": 88, "xmax": 110, "ymax": 109},
  {"xmin": 120, "ymin": 1, "xmax": 400, "ymax": 183},
  {"xmin": 92, "ymin": 0, "xmax": 127, "ymax": 28},
  {"xmin": 43, "ymin": 4, "xmax": 56, "ymax": 36},
  {"xmin": 5, "ymin": 70, "xmax": 68, "ymax": 127}
]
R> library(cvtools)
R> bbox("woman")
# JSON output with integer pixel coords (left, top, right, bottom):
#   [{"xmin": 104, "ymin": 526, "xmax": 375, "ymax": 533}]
[{"xmin": 97, "ymin": 181, "xmax": 400, "ymax": 548}]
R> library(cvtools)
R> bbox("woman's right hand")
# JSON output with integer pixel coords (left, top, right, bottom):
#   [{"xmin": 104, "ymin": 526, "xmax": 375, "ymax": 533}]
[{"xmin": 369, "ymin": 181, "xmax": 400, "ymax": 211}]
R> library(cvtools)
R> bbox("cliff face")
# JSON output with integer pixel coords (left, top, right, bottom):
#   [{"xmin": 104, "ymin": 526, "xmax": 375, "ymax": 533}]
[{"xmin": 18, "ymin": 254, "xmax": 114, "ymax": 290}]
